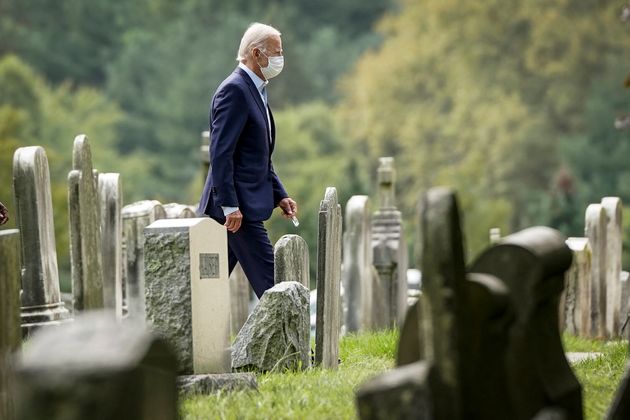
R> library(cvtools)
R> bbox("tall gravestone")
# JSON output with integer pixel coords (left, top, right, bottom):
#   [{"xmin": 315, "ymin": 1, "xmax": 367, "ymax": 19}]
[
  {"xmin": 274, "ymin": 234, "xmax": 310, "ymax": 288},
  {"xmin": 0, "ymin": 230, "xmax": 21, "ymax": 420},
  {"xmin": 68, "ymin": 134, "xmax": 104, "ymax": 311},
  {"xmin": 371, "ymin": 157, "xmax": 408, "ymax": 328},
  {"xmin": 418, "ymin": 187, "xmax": 467, "ymax": 419},
  {"xmin": 12, "ymin": 146, "xmax": 69, "ymax": 334},
  {"xmin": 98, "ymin": 173, "xmax": 123, "ymax": 319},
  {"xmin": 585, "ymin": 203, "xmax": 607, "ymax": 338},
  {"xmin": 343, "ymin": 195, "xmax": 373, "ymax": 333},
  {"xmin": 122, "ymin": 200, "xmax": 166, "ymax": 319},
  {"xmin": 14, "ymin": 312, "xmax": 178, "ymax": 420},
  {"xmin": 602, "ymin": 197, "xmax": 623, "ymax": 337},
  {"xmin": 144, "ymin": 218, "xmax": 231, "ymax": 374},
  {"xmin": 315, "ymin": 187, "xmax": 342, "ymax": 369},
  {"xmin": 562, "ymin": 238, "xmax": 592, "ymax": 337},
  {"xmin": 229, "ymin": 263, "xmax": 251, "ymax": 337}
]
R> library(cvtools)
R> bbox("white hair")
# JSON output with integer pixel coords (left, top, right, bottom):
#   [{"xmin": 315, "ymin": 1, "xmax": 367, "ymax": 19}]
[{"xmin": 236, "ymin": 23, "xmax": 281, "ymax": 62}]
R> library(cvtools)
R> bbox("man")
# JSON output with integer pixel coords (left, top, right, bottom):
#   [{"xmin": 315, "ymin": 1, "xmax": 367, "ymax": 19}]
[
  {"xmin": 0, "ymin": 201, "xmax": 8, "ymax": 225},
  {"xmin": 198, "ymin": 22, "xmax": 297, "ymax": 299}
]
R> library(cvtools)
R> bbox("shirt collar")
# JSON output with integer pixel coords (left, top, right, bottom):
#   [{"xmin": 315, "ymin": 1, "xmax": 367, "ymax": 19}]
[{"xmin": 238, "ymin": 62, "xmax": 267, "ymax": 94}]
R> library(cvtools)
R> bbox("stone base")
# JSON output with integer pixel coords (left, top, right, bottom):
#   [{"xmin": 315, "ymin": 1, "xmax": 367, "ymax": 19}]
[
  {"xmin": 177, "ymin": 373, "xmax": 258, "ymax": 396},
  {"xmin": 21, "ymin": 303, "xmax": 72, "ymax": 338}
]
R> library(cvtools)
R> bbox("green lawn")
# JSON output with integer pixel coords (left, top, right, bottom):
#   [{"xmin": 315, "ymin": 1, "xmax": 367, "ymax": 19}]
[{"xmin": 180, "ymin": 331, "xmax": 628, "ymax": 420}]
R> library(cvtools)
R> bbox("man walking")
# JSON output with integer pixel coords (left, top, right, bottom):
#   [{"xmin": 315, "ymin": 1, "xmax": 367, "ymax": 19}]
[{"xmin": 198, "ymin": 22, "xmax": 297, "ymax": 298}]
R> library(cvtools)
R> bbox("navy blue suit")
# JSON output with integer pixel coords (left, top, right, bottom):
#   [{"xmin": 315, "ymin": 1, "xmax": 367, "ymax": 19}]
[{"xmin": 198, "ymin": 67, "xmax": 288, "ymax": 298}]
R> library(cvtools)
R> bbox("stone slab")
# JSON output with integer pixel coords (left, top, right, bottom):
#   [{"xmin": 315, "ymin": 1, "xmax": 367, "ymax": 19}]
[{"xmin": 177, "ymin": 373, "xmax": 257, "ymax": 396}]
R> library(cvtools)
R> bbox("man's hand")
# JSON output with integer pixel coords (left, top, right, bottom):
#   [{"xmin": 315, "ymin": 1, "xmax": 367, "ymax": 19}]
[
  {"xmin": 278, "ymin": 197, "xmax": 297, "ymax": 219},
  {"xmin": 225, "ymin": 209, "xmax": 243, "ymax": 233},
  {"xmin": 0, "ymin": 201, "xmax": 8, "ymax": 225}
]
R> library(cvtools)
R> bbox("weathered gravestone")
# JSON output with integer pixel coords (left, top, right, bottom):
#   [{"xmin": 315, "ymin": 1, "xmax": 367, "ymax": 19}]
[
  {"xmin": 232, "ymin": 281, "xmax": 310, "ymax": 372},
  {"xmin": 606, "ymin": 361, "xmax": 630, "ymax": 420},
  {"xmin": 274, "ymin": 234, "xmax": 310, "ymax": 288},
  {"xmin": 122, "ymin": 200, "xmax": 166, "ymax": 319},
  {"xmin": 144, "ymin": 218, "xmax": 230, "ymax": 374},
  {"xmin": 357, "ymin": 187, "xmax": 580, "ymax": 420},
  {"xmin": 602, "ymin": 197, "xmax": 623, "ymax": 337},
  {"xmin": 620, "ymin": 271, "xmax": 630, "ymax": 337},
  {"xmin": 343, "ymin": 195, "xmax": 373, "ymax": 333},
  {"xmin": 163, "ymin": 202, "xmax": 196, "ymax": 219},
  {"xmin": 229, "ymin": 263, "xmax": 251, "ymax": 337},
  {"xmin": 68, "ymin": 134, "xmax": 104, "ymax": 311},
  {"xmin": 371, "ymin": 157, "xmax": 408, "ymax": 329},
  {"xmin": 585, "ymin": 203, "xmax": 607, "ymax": 338},
  {"xmin": 98, "ymin": 173, "xmax": 123, "ymax": 319},
  {"xmin": 315, "ymin": 187, "xmax": 342, "ymax": 369},
  {"xmin": 469, "ymin": 226, "xmax": 580, "ymax": 420},
  {"xmin": 177, "ymin": 373, "xmax": 258, "ymax": 396},
  {"xmin": 14, "ymin": 312, "xmax": 178, "ymax": 420},
  {"xmin": 0, "ymin": 229, "xmax": 21, "ymax": 420},
  {"xmin": 12, "ymin": 146, "xmax": 69, "ymax": 334},
  {"xmin": 561, "ymin": 238, "xmax": 591, "ymax": 337}
]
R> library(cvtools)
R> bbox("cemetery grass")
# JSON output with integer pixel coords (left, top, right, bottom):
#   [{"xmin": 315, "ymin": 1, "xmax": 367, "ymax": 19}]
[
  {"xmin": 563, "ymin": 334, "xmax": 628, "ymax": 419},
  {"xmin": 181, "ymin": 329, "xmax": 398, "ymax": 420}
]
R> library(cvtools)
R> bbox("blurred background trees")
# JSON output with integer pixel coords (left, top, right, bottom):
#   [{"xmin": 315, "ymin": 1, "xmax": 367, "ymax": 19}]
[{"xmin": 1, "ymin": 0, "xmax": 629, "ymax": 283}]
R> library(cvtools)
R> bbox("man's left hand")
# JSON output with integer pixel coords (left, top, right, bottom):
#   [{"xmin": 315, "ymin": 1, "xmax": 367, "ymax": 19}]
[{"xmin": 278, "ymin": 197, "xmax": 297, "ymax": 219}]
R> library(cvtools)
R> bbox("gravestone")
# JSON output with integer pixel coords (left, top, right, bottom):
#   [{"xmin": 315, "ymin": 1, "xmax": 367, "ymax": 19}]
[
  {"xmin": 164, "ymin": 203, "xmax": 196, "ymax": 219},
  {"xmin": 0, "ymin": 230, "xmax": 21, "ymax": 420},
  {"xmin": 229, "ymin": 263, "xmax": 251, "ymax": 337},
  {"xmin": 12, "ymin": 146, "xmax": 69, "ymax": 334},
  {"xmin": 620, "ymin": 271, "xmax": 630, "ymax": 336},
  {"xmin": 602, "ymin": 197, "xmax": 623, "ymax": 337},
  {"xmin": 342, "ymin": 195, "xmax": 373, "ymax": 332},
  {"xmin": 122, "ymin": 200, "xmax": 166, "ymax": 319},
  {"xmin": 315, "ymin": 187, "xmax": 342, "ymax": 369},
  {"xmin": 144, "ymin": 218, "xmax": 230, "ymax": 374},
  {"xmin": 371, "ymin": 157, "xmax": 408, "ymax": 328},
  {"xmin": 14, "ymin": 312, "xmax": 178, "ymax": 420},
  {"xmin": 585, "ymin": 204, "xmax": 607, "ymax": 338},
  {"xmin": 98, "ymin": 173, "xmax": 123, "ymax": 319},
  {"xmin": 562, "ymin": 238, "xmax": 592, "ymax": 336},
  {"xmin": 606, "ymin": 361, "xmax": 630, "ymax": 420},
  {"xmin": 232, "ymin": 281, "xmax": 310, "ymax": 372},
  {"xmin": 396, "ymin": 297, "xmax": 423, "ymax": 366},
  {"xmin": 177, "ymin": 373, "xmax": 258, "ymax": 396},
  {"xmin": 418, "ymin": 187, "xmax": 467, "ymax": 419},
  {"xmin": 470, "ymin": 226, "xmax": 581, "ymax": 420},
  {"xmin": 68, "ymin": 134, "xmax": 104, "ymax": 311},
  {"xmin": 274, "ymin": 234, "xmax": 309, "ymax": 288}
]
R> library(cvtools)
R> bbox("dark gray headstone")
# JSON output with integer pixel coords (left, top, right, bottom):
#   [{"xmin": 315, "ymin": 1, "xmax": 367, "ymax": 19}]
[
  {"xmin": 606, "ymin": 361, "xmax": 630, "ymax": 420},
  {"xmin": 232, "ymin": 281, "xmax": 310, "ymax": 372},
  {"xmin": 14, "ymin": 312, "xmax": 178, "ymax": 420},
  {"xmin": 417, "ymin": 187, "xmax": 467, "ymax": 419},
  {"xmin": 396, "ymin": 297, "xmax": 423, "ymax": 366},
  {"xmin": 356, "ymin": 361, "xmax": 434, "ymax": 420},
  {"xmin": 12, "ymin": 146, "xmax": 70, "ymax": 334},
  {"xmin": 469, "ymin": 226, "xmax": 581, "ymax": 420},
  {"xmin": 0, "ymin": 229, "xmax": 21, "ymax": 420}
]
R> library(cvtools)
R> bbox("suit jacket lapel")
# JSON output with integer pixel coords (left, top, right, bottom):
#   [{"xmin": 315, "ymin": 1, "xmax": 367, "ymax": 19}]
[{"xmin": 235, "ymin": 68, "xmax": 271, "ymax": 144}]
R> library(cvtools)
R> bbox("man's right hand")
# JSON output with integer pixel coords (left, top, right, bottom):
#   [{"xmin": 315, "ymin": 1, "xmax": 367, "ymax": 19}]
[{"xmin": 225, "ymin": 209, "xmax": 243, "ymax": 233}]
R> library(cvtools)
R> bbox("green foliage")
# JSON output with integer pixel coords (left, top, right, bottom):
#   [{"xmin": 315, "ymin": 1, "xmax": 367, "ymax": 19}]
[
  {"xmin": 180, "ymin": 330, "xmax": 398, "ymax": 420},
  {"xmin": 338, "ymin": 0, "xmax": 630, "ymax": 259}
]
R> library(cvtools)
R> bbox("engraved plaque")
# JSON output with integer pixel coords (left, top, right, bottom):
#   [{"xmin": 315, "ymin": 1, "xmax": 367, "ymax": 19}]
[{"xmin": 199, "ymin": 253, "xmax": 220, "ymax": 278}]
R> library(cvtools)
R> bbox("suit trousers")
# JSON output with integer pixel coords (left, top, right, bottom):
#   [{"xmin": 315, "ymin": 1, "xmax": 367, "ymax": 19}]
[{"xmin": 226, "ymin": 220, "xmax": 275, "ymax": 298}]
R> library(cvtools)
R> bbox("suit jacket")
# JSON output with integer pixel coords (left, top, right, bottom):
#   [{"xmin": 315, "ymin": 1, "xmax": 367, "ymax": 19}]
[{"xmin": 198, "ymin": 67, "xmax": 288, "ymax": 222}]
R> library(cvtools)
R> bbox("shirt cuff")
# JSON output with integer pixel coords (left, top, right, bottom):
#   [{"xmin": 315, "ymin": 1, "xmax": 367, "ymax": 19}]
[{"xmin": 222, "ymin": 206, "xmax": 239, "ymax": 216}]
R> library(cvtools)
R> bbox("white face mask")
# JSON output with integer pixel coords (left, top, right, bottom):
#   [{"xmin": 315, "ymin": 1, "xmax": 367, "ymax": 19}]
[{"xmin": 259, "ymin": 52, "xmax": 284, "ymax": 80}]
